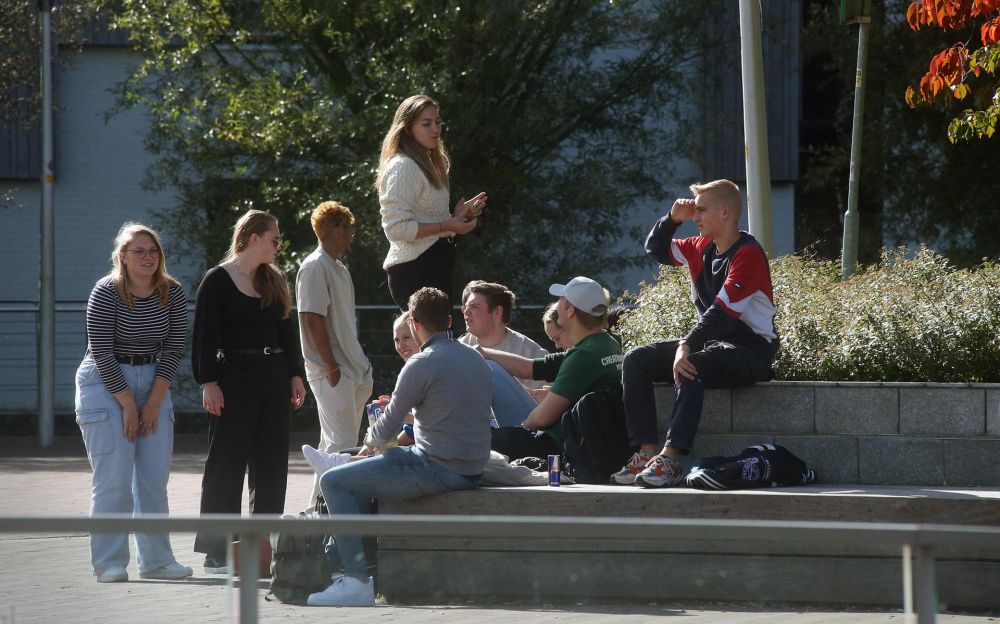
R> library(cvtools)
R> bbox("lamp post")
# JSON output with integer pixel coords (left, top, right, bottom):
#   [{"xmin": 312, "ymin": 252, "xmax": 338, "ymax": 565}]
[
  {"xmin": 738, "ymin": 0, "xmax": 774, "ymax": 257},
  {"xmin": 38, "ymin": 0, "xmax": 55, "ymax": 447},
  {"xmin": 840, "ymin": 0, "xmax": 872, "ymax": 279}
]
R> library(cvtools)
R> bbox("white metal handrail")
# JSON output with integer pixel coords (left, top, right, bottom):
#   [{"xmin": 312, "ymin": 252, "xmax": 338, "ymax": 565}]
[{"xmin": 2, "ymin": 514, "xmax": 998, "ymax": 623}]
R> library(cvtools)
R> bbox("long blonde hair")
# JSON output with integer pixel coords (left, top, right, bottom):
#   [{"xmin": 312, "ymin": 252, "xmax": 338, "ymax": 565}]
[
  {"xmin": 376, "ymin": 94, "xmax": 450, "ymax": 190},
  {"xmin": 110, "ymin": 222, "xmax": 178, "ymax": 310},
  {"xmin": 226, "ymin": 210, "xmax": 292, "ymax": 318}
]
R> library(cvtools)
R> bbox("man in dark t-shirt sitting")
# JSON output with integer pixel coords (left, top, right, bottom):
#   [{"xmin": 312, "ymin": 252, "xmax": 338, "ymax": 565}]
[{"xmin": 477, "ymin": 276, "xmax": 623, "ymax": 461}]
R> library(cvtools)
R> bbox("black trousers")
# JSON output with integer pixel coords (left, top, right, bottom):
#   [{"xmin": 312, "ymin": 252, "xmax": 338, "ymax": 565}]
[
  {"xmin": 622, "ymin": 338, "xmax": 774, "ymax": 455},
  {"xmin": 491, "ymin": 426, "xmax": 559, "ymax": 462},
  {"xmin": 386, "ymin": 238, "xmax": 457, "ymax": 309},
  {"xmin": 194, "ymin": 356, "xmax": 291, "ymax": 560}
]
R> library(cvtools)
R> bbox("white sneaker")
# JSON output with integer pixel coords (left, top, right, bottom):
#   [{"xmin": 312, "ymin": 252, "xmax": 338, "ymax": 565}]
[
  {"xmin": 307, "ymin": 575, "xmax": 375, "ymax": 607},
  {"xmin": 96, "ymin": 565, "xmax": 128, "ymax": 583},
  {"xmin": 139, "ymin": 561, "xmax": 193, "ymax": 580},
  {"xmin": 634, "ymin": 454, "xmax": 686, "ymax": 488},
  {"xmin": 610, "ymin": 451, "xmax": 655, "ymax": 485},
  {"xmin": 302, "ymin": 445, "xmax": 351, "ymax": 476}
]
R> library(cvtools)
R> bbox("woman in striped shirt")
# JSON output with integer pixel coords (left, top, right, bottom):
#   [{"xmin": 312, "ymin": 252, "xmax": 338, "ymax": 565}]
[{"xmin": 74, "ymin": 223, "xmax": 192, "ymax": 583}]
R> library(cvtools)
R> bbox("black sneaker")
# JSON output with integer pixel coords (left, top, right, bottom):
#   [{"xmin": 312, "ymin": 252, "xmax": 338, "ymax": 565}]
[{"xmin": 204, "ymin": 555, "xmax": 228, "ymax": 575}]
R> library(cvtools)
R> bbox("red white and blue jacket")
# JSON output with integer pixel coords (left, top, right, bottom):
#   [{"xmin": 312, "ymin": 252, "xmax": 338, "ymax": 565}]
[{"xmin": 645, "ymin": 214, "xmax": 777, "ymax": 351}]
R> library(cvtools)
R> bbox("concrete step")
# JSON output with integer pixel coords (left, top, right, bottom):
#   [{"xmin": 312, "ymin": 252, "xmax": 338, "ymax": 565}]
[
  {"xmin": 655, "ymin": 382, "xmax": 1000, "ymax": 487},
  {"xmin": 378, "ymin": 485, "xmax": 1000, "ymax": 609}
]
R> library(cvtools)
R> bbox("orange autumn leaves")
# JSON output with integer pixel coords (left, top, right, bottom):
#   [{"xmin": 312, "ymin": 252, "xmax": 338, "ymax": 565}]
[{"xmin": 905, "ymin": 0, "xmax": 1000, "ymax": 107}]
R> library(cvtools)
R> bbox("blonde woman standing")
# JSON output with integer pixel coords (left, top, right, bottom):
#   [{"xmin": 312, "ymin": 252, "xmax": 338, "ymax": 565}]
[
  {"xmin": 191, "ymin": 210, "xmax": 307, "ymax": 573},
  {"xmin": 75, "ymin": 223, "xmax": 191, "ymax": 583},
  {"xmin": 378, "ymin": 94, "xmax": 487, "ymax": 308}
]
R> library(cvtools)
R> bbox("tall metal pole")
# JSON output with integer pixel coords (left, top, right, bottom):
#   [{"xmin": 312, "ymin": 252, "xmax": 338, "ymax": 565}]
[
  {"xmin": 841, "ymin": 19, "xmax": 870, "ymax": 279},
  {"xmin": 738, "ymin": 0, "xmax": 774, "ymax": 256},
  {"xmin": 913, "ymin": 545, "xmax": 939, "ymax": 624},
  {"xmin": 38, "ymin": 0, "xmax": 55, "ymax": 447}
]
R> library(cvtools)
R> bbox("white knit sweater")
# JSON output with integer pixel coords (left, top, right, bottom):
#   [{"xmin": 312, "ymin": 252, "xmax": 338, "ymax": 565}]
[{"xmin": 379, "ymin": 154, "xmax": 452, "ymax": 270}]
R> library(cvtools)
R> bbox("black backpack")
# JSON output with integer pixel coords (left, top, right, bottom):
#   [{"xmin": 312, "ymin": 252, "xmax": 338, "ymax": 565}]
[
  {"xmin": 560, "ymin": 390, "xmax": 631, "ymax": 484},
  {"xmin": 265, "ymin": 497, "xmax": 331, "ymax": 605},
  {"xmin": 686, "ymin": 443, "xmax": 817, "ymax": 490}
]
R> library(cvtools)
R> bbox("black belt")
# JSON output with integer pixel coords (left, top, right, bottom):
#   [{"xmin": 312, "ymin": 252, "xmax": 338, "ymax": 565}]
[
  {"xmin": 115, "ymin": 354, "xmax": 158, "ymax": 365},
  {"xmin": 224, "ymin": 347, "xmax": 285, "ymax": 356}
]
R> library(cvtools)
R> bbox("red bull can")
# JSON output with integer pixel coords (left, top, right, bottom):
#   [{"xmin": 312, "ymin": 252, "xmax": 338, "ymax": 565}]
[
  {"xmin": 366, "ymin": 395, "xmax": 391, "ymax": 427},
  {"xmin": 547, "ymin": 454, "xmax": 560, "ymax": 487}
]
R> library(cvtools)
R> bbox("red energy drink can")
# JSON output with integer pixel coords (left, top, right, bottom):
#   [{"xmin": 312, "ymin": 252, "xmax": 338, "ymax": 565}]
[{"xmin": 547, "ymin": 454, "xmax": 560, "ymax": 487}]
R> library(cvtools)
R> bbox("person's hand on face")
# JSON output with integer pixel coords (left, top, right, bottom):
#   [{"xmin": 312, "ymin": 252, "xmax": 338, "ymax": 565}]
[{"xmin": 670, "ymin": 198, "xmax": 697, "ymax": 222}]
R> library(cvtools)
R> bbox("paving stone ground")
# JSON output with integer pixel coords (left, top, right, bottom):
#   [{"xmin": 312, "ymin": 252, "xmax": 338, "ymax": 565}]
[{"xmin": 0, "ymin": 433, "xmax": 996, "ymax": 624}]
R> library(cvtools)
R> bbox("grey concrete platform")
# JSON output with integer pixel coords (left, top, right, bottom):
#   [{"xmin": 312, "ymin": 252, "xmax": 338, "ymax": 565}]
[
  {"xmin": 655, "ymin": 382, "xmax": 1000, "ymax": 486},
  {"xmin": 1, "ymin": 434, "xmax": 999, "ymax": 622},
  {"xmin": 380, "ymin": 485, "xmax": 1000, "ymax": 609}
]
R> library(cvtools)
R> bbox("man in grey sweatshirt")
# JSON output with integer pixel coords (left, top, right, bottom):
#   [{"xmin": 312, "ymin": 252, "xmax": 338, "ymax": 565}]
[{"xmin": 309, "ymin": 286, "xmax": 494, "ymax": 607}]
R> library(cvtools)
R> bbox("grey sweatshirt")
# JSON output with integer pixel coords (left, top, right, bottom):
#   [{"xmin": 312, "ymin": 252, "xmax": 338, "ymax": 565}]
[{"xmin": 369, "ymin": 332, "xmax": 494, "ymax": 475}]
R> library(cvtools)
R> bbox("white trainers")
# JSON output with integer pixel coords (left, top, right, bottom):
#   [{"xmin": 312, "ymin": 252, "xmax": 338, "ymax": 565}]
[
  {"xmin": 96, "ymin": 565, "xmax": 128, "ymax": 583},
  {"xmin": 302, "ymin": 445, "xmax": 351, "ymax": 476},
  {"xmin": 307, "ymin": 575, "xmax": 375, "ymax": 607},
  {"xmin": 634, "ymin": 454, "xmax": 686, "ymax": 488},
  {"xmin": 610, "ymin": 451, "xmax": 655, "ymax": 485},
  {"xmin": 139, "ymin": 561, "xmax": 193, "ymax": 580}
]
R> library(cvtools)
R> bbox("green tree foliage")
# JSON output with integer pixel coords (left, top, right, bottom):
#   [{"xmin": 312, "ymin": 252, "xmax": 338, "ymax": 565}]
[
  {"xmin": 616, "ymin": 248, "xmax": 1000, "ymax": 382},
  {"xmin": 0, "ymin": 0, "xmax": 104, "ymax": 123},
  {"xmin": 799, "ymin": 0, "xmax": 1000, "ymax": 267},
  {"xmin": 110, "ymin": 0, "xmax": 715, "ymax": 302}
]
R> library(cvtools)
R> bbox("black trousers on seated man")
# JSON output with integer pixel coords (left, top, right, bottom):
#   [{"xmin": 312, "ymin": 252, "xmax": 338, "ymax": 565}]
[
  {"xmin": 491, "ymin": 426, "xmax": 559, "ymax": 462},
  {"xmin": 623, "ymin": 337, "xmax": 775, "ymax": 455},
  {"xmin": 561, "ymin": 390, "xmax": 630, "ymax": 484}
]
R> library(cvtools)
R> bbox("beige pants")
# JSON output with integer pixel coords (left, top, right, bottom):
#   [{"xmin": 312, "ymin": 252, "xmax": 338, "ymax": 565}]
[{"xmin": 307, "ymin": 375, "xmax": 373, "ymax": 504}]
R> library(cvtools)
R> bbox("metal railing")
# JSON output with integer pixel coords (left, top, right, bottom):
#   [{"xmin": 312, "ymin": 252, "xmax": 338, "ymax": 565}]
[
  {"xmin": 0, "ymin": 301, "xmax": 554, "ymax": 443},
  {"xmin": 1, "ymin": 514, "xmax": 997, "ymax": 623}
]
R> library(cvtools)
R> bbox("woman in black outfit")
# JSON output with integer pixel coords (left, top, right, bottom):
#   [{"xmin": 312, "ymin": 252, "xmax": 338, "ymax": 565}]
[{"xmin": 191, "ymin": 209, "xmax": 307, "ymax": 572}]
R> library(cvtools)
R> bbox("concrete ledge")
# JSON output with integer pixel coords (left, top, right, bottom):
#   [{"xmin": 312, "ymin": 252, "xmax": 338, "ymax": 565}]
[
  {"xmin": 654, "ymin": 381, "xmax": 1000, "ymax": 487},
  {"xmin": 380, "ymin": 552, "xmax": 999, "ymax": 609},
  {"xmin": 381, "ymin": 484, "xmax": 1000, "ymax": 525},
  {"xmin": 379, "ymin": 485, "xmax": 1000, "ymax": 609}
]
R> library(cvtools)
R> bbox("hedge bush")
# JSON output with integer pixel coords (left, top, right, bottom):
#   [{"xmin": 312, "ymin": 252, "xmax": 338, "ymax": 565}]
[{"xmin": 616, "ymin": 248, "xmax": 1000, "ymax": 382}]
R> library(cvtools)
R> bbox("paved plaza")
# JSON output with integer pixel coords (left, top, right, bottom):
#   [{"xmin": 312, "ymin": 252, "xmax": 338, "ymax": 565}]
[{"xmin": 0, "ymin": 432, "xmax": 996, "ymax": 624}]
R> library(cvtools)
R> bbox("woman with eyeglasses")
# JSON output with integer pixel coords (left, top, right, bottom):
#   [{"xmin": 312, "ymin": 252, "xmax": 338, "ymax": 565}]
[
  {"xmin": 75, "ymin": 223, "xmax": 192, "ymax": 583},
  {"xmin": 378, "ymin": 94, "xmax": 487, "ymax": 308},
  {"xmin": 191, "ymin": 209, "xmax": 307, "ymax": 573}
]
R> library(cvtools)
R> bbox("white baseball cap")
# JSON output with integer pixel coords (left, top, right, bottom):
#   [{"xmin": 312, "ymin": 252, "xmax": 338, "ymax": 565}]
[{"xmin": 549, "ymin": 276, "xmax": 609, "ymax": 316}]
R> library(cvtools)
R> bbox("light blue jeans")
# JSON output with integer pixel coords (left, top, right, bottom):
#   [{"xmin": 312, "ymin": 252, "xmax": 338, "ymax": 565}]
[
  {"xmin": 319, "ymin": 446, "xmax": 479, "ymax": 579},
  {"xmin": 486, "ymin": 360, "xmax": 538, "ymax": 428},
  {"xmin": 75, "ymin": 357, "xmax": 178, "ymax": 575}
]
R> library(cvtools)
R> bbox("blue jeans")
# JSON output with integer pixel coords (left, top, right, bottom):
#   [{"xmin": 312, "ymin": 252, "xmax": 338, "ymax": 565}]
[
  {"xmin": 75, "ymin": 358, "xmax": 178, "ymax": 575},
  {"xmin": 319, "ymin": 446, "xmax": 479, "ymax": 579},
  {"xmin": 486, "ymin": 360, "xmax": 537, "ymax": 428}
]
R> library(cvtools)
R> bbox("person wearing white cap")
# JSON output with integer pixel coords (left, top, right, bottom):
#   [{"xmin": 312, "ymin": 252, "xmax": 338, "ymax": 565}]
[
  {"xmin": 612, "ymin": 179, "xmax": 778, "ymax": 488},
  {"xmin": 477, "ymin": 276, "xmax": 624, "ymax": 461}
]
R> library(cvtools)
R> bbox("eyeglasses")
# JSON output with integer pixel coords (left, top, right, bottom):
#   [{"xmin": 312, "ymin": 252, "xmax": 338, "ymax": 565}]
[
  {"xmin": 266, "ymin": 236, "xmax": 282, "ymax": 248},
  {"xmin": 126, "ymin": 247, "xmax": 160, "ymax": 259}
]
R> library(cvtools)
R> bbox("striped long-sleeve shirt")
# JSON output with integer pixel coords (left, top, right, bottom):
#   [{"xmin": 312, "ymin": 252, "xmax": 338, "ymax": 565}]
[{"xmin": 85, "ymin": 276, "xmax": 187, "ymax": 394}]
